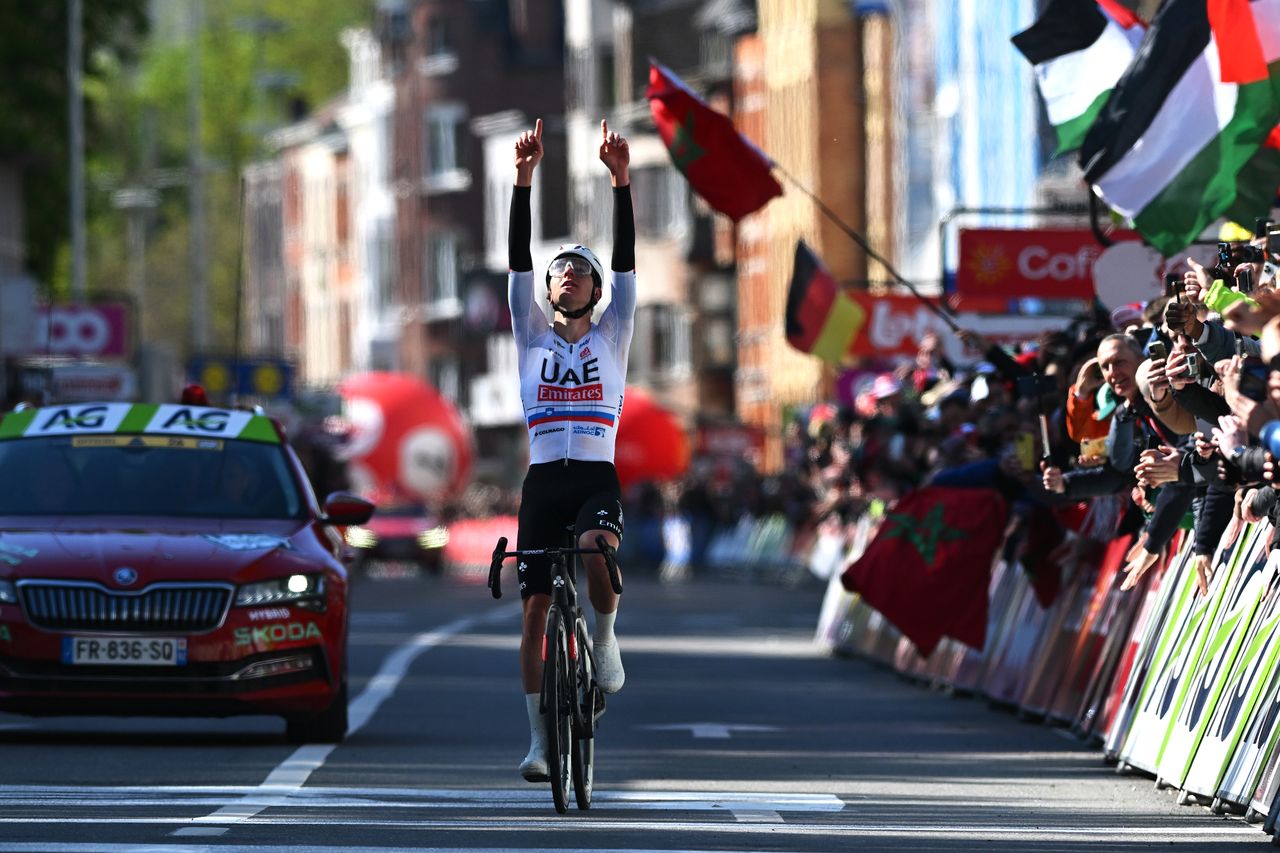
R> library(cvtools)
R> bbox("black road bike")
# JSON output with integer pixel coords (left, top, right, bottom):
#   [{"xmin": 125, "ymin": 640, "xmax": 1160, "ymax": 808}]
[{"xmin": 488, "ymin": 530, "xmax": 622, "ymax": 813}]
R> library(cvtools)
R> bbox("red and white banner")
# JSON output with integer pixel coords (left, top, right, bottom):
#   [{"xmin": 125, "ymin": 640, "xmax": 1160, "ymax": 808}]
[{"xmin": 955, "ymin": 228, "xmax": 1140, "ymax": 301}]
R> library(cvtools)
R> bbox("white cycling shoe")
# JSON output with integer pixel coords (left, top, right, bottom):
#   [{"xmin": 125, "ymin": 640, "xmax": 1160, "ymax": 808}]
[
  {"xmin": 594, "ymin": 639, "xmax": 625, "ymax": 694},
  {"xmin": 519, "ymin": 742, "xmax": 549, "ymax": 782}
]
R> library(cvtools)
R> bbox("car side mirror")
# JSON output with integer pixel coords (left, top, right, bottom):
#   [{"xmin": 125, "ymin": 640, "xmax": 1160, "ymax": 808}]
[{"xmin": 321, "ymin": 492, "xmax": 376, "ymax": 526}]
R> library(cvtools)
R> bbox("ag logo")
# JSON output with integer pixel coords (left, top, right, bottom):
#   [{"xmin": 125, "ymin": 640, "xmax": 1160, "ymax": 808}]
[
  {"xmin": 112, "ymin": 566, "xmax": 138, "ymax": 586},
  {"xmin": 40, "ymin": 405, "xmax": 109, "ymax": 431},
  {"xmin": 162, "ymin": 408, "xmax": 230, "ymax": 433}
]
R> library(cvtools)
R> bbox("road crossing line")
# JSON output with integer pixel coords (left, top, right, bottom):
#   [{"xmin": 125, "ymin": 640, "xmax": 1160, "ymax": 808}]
[{"xmin": 172, "ymin": 605, "xmax": 521, "ymax": 835}]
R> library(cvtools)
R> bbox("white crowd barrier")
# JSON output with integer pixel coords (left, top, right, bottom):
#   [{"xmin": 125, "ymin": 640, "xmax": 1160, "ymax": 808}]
[{"xmin": 814, "ymin": 507, "xmax": 1280, "ymax": 834}]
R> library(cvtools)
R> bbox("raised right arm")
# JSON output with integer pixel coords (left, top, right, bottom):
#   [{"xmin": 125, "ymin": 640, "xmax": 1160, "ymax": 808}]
[{"xmin": 509, "ymin": 119, "xmax": 546, "ymax": 351}]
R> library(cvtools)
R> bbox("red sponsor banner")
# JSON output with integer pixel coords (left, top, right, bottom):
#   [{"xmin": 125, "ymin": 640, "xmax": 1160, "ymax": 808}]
[
  {"xmin": 537, "ymin": 383, "xmax": 603, "ymax": 402},
  {"xmin": 843, "ymin": 292, "xmax": 951, "ymax": 357},
  {"xmin": 956, "ymin": 228, "xmax": 1140, "ymax": 300}
]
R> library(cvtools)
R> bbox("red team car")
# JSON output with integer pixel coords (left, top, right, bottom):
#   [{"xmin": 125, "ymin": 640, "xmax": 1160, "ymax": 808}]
[{"xmin": 0, "ymin": 401, "xmax": 373, "ymax": 742}]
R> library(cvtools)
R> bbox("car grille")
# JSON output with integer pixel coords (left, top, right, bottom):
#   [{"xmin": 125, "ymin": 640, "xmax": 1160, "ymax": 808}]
[{"xmin": 18, "ymin": 581, "xmax": 234, "ymax": 633}]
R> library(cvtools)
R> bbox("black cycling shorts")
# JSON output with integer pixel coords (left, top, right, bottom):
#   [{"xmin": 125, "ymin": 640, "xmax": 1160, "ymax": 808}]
[{"xmin": 516, "ymin": 460, "xmax": 624, "ymax": 599}]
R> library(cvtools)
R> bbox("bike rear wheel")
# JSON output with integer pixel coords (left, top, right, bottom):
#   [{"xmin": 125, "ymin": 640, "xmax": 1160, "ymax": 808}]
[
  {"xmin": 544, "ymin": 607, "xmax": 573, "ymax": 814},
  {"xmin": 571, "ymin": 614, "xmax": 594, "ymax": 810}
]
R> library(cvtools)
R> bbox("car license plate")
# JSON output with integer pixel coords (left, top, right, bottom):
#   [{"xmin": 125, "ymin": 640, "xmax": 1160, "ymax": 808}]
[{"xmin": 61, "ymin": 637, "xmax": 187, "ymax": 666}]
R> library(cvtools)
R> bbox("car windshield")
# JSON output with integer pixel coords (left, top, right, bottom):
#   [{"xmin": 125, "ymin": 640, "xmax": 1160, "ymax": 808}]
[{"xmin": 0, "ymin": 435, "xmax": 305, "ymax": 519}]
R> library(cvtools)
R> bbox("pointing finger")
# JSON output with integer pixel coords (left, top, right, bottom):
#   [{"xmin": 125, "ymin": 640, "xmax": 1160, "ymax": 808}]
[
  {"xmin": 602, "ymin": 119, "xmax": 609, "ymax": 138},
  {"xmin": 534, "ymin": 117, "xmax": 543, "ymax": 140}
]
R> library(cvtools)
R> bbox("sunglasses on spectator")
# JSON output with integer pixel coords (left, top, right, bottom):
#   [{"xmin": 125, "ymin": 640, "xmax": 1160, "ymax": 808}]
[{"xmin": 549, "ymin": 257, "xmax": 594, "ymax": 277}]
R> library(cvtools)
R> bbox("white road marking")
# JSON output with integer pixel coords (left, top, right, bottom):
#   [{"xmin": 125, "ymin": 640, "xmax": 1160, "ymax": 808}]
[
  {"xmin": 170, "ymin": 605, "xmax": 520, "ymax": 834},
  {"xmin": 0, "ymin": 818, "xmax": 1262, "ymax": 840},
  {"xmin": 640, "ymin": 723, "xmax": 781, "ymax": 739},
  {"xmin": 0, "ymin": 785, "xmax": 841, "ymax": 813},
  {"xmin": 170, "ymin": 827, "xmax": 228, "ymax": 837},
  {"xmin": 731, "ymin": 810, "xmax": 782, "ymax": 823}
]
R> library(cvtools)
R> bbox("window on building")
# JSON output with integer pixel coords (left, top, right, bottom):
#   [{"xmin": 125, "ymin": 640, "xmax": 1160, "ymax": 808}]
[
  {"xmin": 427, "ymin": 17, "xmax": 450, "ymax": 56},
  {"xmin": 631, "ymin": 165, "xmax": 689, "ymax": 239},
  {"xmin": 423, "ymin": 104, "xmax": 466, "ymax": 178},
  {"xmin": 431, "ymin": 356, "xmax": 460, "ymax": 404},
  {"xmin": 640, "ymin": 303, "xmax": 692, "ymax": 378},
  {"xmin": 426, "ymin": 232, "xmax": 460, "ymax": 308}
]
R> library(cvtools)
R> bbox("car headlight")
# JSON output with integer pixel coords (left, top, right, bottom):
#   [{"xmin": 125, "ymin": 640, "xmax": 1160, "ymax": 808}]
[
  {"xmin": 417, "ymin": 526, "xmax": 449, "ymax": 550},
  {"xmin": 0, "ymin": 580, "xmax": 15, "ymax": 605},
  {"xmin": 345, "ymin": 526, "xmax": 378, "ymax": 549},
  {"xmin": 235, "ymin": 574, "xmax": 324, "ymax": 607}
]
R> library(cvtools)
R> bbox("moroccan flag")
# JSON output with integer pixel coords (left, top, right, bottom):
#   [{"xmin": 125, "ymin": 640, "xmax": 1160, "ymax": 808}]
[
  {"xmin": 646, "ymin": 60, "xmax": 783, "ymax": 221},
  {"xmin": 785, "ymin": 241, "xmax": 865, "ymax": 365},
  {"xmin": 841, "ymin": 487, "xmax": 1009, "ymax": 657},
  {"xmin": 1079, "ymin": 0, "xmax": 1280, "ymax": 256},
  {"xmin": 1012, "ymin": 0, "xmax": 1144, "ymax": 154}
]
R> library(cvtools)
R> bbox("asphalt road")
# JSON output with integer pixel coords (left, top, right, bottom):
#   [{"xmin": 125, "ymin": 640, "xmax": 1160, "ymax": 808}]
[{"xmin": 0, "ymin": 565, "xmax": 1266, "ymax": 852}]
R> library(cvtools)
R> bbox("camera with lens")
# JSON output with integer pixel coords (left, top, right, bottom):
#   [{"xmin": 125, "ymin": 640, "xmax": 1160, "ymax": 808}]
[{"xmin": 1182, "ymin": 351, "xmax": 1200, "ymax": 380}]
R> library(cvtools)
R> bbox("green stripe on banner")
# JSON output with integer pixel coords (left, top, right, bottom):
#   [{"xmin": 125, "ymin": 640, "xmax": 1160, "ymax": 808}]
[
  {"xmin": 1054, "ymin": 89, "xmax": 1111, "ymax": 154},
  {"xmin": 236, "ymin": 416, "xmax": 281, "ymax": 445},
  {"xmin": 1157, "ymin": 544, "xmax": 1273, "ymax": 787},
  {"xmin": 1151, "ymin": 530, "xmax": 1261, "ymax": 773},
  {"xmin": 0, "ymin": 410, "xmax": 37, "ymax": 439},
  {"xmin": 1133, "ymin": 65, "xmax": 1280, "ymax": 256},
  {"xmin": 1184, "ymin": 566, "xmax": 1280, "ymax": 799},
  {"xmin": 116, "ymin": 404, "xmax": 158, "ymax": 434}
]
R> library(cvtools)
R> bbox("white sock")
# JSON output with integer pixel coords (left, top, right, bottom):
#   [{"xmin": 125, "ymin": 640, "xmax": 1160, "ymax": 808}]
[
  {"xmin": 525, "ymin": 692, "xmax": 546, "ymax": 750},
  {"xmin": 593, "ymin": 609, "xmax": 617, "ymax": 645}
]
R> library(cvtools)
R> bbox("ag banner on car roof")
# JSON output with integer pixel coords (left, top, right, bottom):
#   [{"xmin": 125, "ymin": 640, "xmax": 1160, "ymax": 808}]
[{"xmin": 0, "ymin": 403, "xmax": 280, "ymax": 443}]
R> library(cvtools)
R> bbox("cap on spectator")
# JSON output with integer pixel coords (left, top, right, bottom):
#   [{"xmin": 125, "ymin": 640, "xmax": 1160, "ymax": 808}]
[
  {"xmin": 1094, "ymin": 384, "xmax": 1118, "ymax": 420},
  {"xmin": 870, "ymin": 375, "xmax": 902, "ymax": 400},
  {"xmin": 1109, "ymin": 302, "xmax": 1144, "ymax": 331},
  {"xmin": 1219, "ymin": 220, "xmax": 1253, "ymax": 242}
]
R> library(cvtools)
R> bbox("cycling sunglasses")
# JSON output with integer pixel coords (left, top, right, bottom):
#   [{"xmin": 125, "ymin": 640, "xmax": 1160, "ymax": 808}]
[{"xmin": 548, "ymin": 257, "xmax": 594, "ymax": 277}]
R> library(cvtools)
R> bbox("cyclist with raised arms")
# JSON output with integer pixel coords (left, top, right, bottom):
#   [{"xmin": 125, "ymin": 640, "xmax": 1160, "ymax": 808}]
[{"xmin": 509, "ymin": 117, "xmax": 633, "ymax": 782}]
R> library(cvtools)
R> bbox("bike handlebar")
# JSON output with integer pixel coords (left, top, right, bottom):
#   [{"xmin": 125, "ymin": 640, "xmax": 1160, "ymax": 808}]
[{"xmin": 487, "ymin": 536, "xmax": 624, "ymax": 599}]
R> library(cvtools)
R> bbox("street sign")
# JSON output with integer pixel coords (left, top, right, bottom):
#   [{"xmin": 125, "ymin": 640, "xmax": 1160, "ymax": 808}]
[{"xmin": 187, "ymin": 356, "xmax": 294, "ymax": 399}]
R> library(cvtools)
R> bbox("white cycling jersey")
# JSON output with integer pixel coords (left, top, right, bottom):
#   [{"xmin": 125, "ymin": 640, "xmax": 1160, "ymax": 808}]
[{"xmin": 509, "ymin": 269, "xmax": 635, "ymax": 464}]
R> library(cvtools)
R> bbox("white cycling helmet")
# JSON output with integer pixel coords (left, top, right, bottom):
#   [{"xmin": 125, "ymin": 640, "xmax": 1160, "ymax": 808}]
[
  {"xmin": 546, "ymin": 244, "xmax": 606, "ymax": 319},
  {"xmin": 548, "ymin": 244, "xmax": 605, "ymax": 288}
]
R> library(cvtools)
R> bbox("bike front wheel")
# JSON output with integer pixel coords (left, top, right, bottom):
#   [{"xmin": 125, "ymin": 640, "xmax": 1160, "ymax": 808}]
[
  {"xmin": 544, "ymin": 607, "xmax": 573, "ymax": 814},
  {"xmin": 572, "ymin": 615, "xmax": 594, "ymax": 810}
]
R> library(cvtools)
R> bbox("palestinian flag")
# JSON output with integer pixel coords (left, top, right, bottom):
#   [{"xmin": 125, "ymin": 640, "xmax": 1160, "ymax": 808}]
[
  {"xmin": 647, "ymin": 60, "xmax": 783, "ymax": 222},
  {"xmin": 785, "ymin": 241, "xmax": 865, "ymax": 365},
  {"xmin": 1012, "ymin": 0, "xmax": 1144, "ymax": 154},
  {"xmin": 1079, "ymin": 0, "xmax": 1280, "ymax": 256}
]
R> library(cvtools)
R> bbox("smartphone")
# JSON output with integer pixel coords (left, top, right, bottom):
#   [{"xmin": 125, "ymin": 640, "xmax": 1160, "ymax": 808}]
[
  {"xmin": 1256, "ymin": 218, "xmax": 1274, "ymax": 239},
  {"xmin": 1268, "ymin": 228, "xmax": 1280, "ymax": 257},
  {"xmin": 1236, "ymin": 335, "xmax": 1247, "ymax": 359},
  {"xmin": 1164, "ymin": 273, "xmax": 1182, "ymax": 301},
  {"xmin": 1148, "ymin": 341, "xmax": 1167, "ymax": 361},
  {"xmin": 1239, "ymin": 358, "xmax": 1271, "ymax": 402},
  {"xmin": 1080, "ymin": 436, "xmax": 1108, "ymax": 459},
  {"xmin": 1219, "ymin": 241, "xmax": 1234, "ymax": 270},
  {"xmin": 1183, "ymin": 351, "xmax": 1200, "ymax": 380},
  {"xmin": 1238, "ymin": 266, "xmax": 1256, "ymax": 293}
]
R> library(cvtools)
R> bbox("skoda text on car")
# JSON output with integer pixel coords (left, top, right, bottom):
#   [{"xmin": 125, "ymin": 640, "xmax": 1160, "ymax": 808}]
[{"xmin": 0, "ymin": 402, "xmax": 373, "ymax": 742}]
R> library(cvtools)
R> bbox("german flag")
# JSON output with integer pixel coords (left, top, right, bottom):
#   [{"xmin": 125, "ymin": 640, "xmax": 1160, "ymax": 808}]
[{"xmin": 785, "ymin": 241, "xmax": 865, "ymax": 365}]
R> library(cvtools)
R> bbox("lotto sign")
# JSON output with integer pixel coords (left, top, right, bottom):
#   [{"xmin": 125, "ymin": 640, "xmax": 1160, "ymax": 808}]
[
  {"xmin": 33, "ymin": 303, "xmax": 129, "ymax": 358},
  {"xmin": 955, "ymin": 229, "xmax": 1140, "ymax": 301}
]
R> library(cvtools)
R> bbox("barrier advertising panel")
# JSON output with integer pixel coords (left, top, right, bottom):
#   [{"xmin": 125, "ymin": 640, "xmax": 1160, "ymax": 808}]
[
  {"xmin": 1188, "ymin": 552, "xmax": 1280, "ymax": 803},
  {"xmin": 1116, "ymin": 525, "xmax": 1256, "ymax": 773},
  {"xmin": 1155, "ymin": 534, "xmax": 1274, "ymax": 788}
]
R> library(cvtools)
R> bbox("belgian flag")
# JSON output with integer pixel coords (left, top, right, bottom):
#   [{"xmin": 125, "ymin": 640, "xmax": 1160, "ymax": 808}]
[{"xmin": 784, "ymin": 241, "xmax": 865, "ymax": 365}]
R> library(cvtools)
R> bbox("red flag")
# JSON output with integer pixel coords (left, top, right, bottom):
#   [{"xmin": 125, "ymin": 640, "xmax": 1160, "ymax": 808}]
[
  {"xmin": 841, "ymin": 487, "xmax": 1009, "ymax": 657},
  {"xmin": 785, "ymin": 241, "xmax": 865, "ymax": 364},
  {"xmin": 646, "ymin": 60, "xmax": 782, "ymax": 221}
]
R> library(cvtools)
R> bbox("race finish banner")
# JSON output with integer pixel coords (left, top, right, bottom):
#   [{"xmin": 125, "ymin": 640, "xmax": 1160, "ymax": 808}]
[{"xmin": 1155, "ymin": 535, "xmax": 1275, "ymax": 789}]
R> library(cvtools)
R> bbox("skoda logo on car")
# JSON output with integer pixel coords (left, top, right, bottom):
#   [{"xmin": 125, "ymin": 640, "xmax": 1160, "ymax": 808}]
[{"xmin": 113, "ymin": 566, "xmax": 138, "ymax": 586}]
